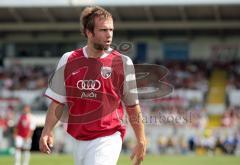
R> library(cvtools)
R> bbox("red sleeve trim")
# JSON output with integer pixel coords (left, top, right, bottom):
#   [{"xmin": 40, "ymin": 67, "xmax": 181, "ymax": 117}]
[
  {"xmin": 125, "ymin": 104, "xmax": 139, "ymax": 108},
  {"xmin": 44, "ymin": 94, "xmax": 65, "ymax": 105}
]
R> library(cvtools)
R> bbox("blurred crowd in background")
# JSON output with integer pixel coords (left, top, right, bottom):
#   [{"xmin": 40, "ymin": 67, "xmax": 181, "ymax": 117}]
[{"xmin": 0, "ymin": 65, "xmax": 51, "ymax": 90}]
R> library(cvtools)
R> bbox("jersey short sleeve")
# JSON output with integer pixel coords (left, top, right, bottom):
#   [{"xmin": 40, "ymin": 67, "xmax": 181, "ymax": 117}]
[
  {"xmin": 121, "ymin": 55, "xmax": 139, "ymax": 107},
  {"xmin": 45, "ymin": 52, "xmax": 72, "ymax": 104}
]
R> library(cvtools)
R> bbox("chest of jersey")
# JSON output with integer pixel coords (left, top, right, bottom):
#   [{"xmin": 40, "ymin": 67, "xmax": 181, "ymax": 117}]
[
  {"xmin": 65, "ymin": 54, "xmax": 124, "ymax": 99},
  {"xmin": 64, "ymin": 52, "xmax": 124, "ymax": 119}
]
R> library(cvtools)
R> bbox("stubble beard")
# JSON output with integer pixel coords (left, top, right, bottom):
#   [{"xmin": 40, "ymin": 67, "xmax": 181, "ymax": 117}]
[{"xmin": 93, "ymin": 43, "xmax": 110, "ymax": 51}]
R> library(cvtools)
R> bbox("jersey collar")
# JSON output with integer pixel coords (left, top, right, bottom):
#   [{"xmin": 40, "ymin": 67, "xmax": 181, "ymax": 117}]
[{"xmin": 83, "ymin": 46, "xmax": 112, "ymax": 59}]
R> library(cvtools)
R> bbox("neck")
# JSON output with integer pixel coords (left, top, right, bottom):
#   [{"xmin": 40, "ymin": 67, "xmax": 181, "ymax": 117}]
[{"xmin": 86, "ymin": 43, "xmax": 105, "ymax": 58}]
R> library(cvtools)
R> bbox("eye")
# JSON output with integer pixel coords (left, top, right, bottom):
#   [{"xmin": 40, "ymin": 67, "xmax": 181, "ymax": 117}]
[
  {"xmin": 100, "ymin": 28, "xmax": 113, "ymax": 32},
  {"xmin": 100, "ymin": 29, "xmax": 108, "ymax": 32}
]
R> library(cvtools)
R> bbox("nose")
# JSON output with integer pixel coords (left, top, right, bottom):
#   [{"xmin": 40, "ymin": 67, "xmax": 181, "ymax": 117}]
[{"xmin": 106, "ymin": 30, "xmax": 112, "ymax": 38}]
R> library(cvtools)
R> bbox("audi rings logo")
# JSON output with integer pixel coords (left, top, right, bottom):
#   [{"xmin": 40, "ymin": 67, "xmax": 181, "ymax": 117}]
[{"xmin": 76, "ymin": 80, "xmax": 101, "ymax": 91}]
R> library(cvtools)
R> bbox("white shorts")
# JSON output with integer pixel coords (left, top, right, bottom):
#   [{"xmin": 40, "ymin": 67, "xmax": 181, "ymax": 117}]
[
  {"xmin": 15, "ymin": 136, "xmax": 32, "ymax": 150},
  {"xmin": 72, "ymin": 131, "xmax": 122, "ymax": 165}
]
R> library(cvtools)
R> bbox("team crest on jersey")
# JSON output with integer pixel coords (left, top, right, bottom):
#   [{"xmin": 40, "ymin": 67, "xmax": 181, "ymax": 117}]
[{"xmin": 101, "ymin": 66, "xmax": 112, "ymax": 79}]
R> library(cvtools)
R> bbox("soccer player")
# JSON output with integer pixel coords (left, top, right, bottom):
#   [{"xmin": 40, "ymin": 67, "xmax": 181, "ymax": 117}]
[
  {"xmin": 39, "ymin": 6, "xmax": 146, "ymax": 165},
  {"xmin": 14, "ymin": 105, "xmax": 36, "ymax": 165}
]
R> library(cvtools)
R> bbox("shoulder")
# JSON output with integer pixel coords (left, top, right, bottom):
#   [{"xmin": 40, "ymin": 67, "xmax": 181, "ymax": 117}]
[
  {"xmin": 57, "ymin": 48, "xmax": 85, "ymax": 68},
  {"xmin": 110, "ymin": 50, "xmax": 133, "ymax": 65},
  {"xmin": 57, "ymin": 51, "xmax": 74, "ymax": 69}
]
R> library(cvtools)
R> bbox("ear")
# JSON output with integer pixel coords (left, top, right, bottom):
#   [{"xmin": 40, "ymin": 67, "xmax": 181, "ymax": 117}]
[{"xmin": 86, "ymin": 29, "xmax": 93, "ymax": 38}]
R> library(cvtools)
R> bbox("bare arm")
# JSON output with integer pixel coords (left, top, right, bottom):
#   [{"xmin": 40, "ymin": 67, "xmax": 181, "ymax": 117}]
[
  {"xmin": 39, "ymin": 101, "xmax": 64, "ymax": 154},
  {"xmin": 126, "ymin": 104, "xmax": 146, "ymax": 165}
]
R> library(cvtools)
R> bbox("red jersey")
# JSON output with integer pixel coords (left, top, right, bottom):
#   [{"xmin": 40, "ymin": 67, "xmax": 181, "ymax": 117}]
[
  {"xmin": 16, "ymin": 114, "xmax": 35, "ymax": 138},
  {"xmin": 45, "ymin": 46, "xmax": 139, "ymax": 141}
]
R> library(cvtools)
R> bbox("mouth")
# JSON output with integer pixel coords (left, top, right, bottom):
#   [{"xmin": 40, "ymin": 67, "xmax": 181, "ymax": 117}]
[{"xmin": 105, "ymin": 40, "xmax": 111, "ymax": 45}]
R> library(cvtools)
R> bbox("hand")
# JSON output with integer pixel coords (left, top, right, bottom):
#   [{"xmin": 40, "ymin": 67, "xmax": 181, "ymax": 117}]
[
  {"xmin": 39, "ymin": 131, "xmax": 54, "ymax": 154},
  {"xmin": 130, "ymin": 141, "xmax": 146, "ymax": 165}
]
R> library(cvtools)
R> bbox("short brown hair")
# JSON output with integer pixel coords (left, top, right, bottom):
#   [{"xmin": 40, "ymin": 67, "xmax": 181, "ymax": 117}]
[{"xmin": 80, "ymin": 6, "xmax": 113, "ymax": 37}]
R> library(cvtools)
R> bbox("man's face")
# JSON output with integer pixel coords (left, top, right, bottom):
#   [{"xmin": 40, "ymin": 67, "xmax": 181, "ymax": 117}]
[
  {"xmin": 88, "ymin": 17, "xmax": 114, "ymax": 50},
  {"xmin": 23, "ymin": 105, "xmax": 31, "ymax": 114}
]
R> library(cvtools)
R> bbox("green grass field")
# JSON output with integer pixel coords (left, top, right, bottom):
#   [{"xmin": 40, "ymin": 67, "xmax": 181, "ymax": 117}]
[{"xmin": 1, "ymin": 153, "xmax": 240, "ymax": 165}]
